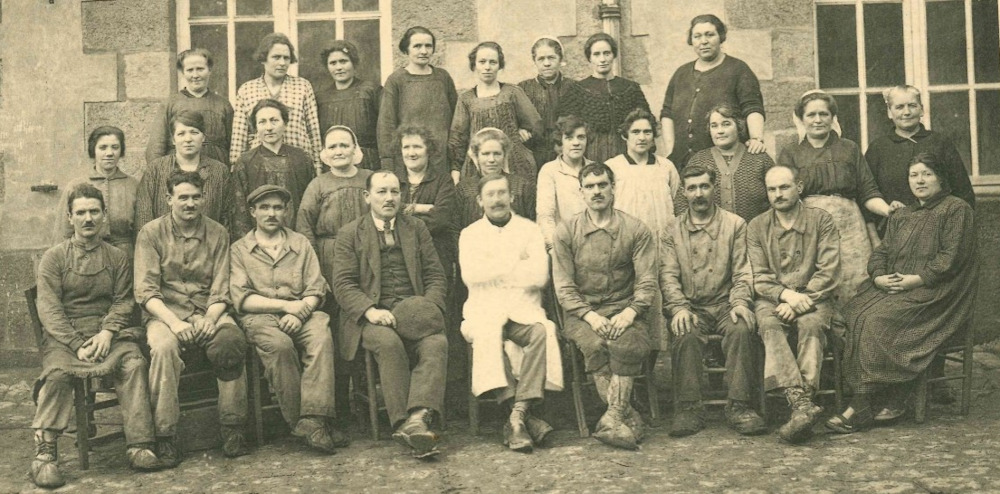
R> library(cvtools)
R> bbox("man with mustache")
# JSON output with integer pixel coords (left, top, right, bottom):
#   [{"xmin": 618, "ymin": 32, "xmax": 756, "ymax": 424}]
[
  {"xmin": 746, "ymin": 165, "xmax": 841, "ymax": 444},
  {"xmin": 660, "ymin": 164, "xmax": 764, "ymax": 437},
  {"xmin": 551, "ymin": 163, "xmax": 657, "ymax": 450},
  {"xmin": 134, "ymin": 171, "xmax": 250, "ymax": 466},
  {"xmin": 459, "ymin": 174, "xmax": 563, "ymax": 453},
  {"xmin": 230, "ymin": 185, "xmax": 346, "ymax": 454},
  {"xmin": 331, "ymin": 171, "xmax": 449, "ymax": 458}
]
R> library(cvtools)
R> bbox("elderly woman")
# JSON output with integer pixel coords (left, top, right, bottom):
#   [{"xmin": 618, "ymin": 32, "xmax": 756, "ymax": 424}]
[
  {"xmin": 518, "ymin": 36, "xmax": 578, "ymax": 169},
  {"xmin": 378, "ymin": 26, "xmax": 458, "ymax": 176},
  {"xmin": 559, "ymin": 33, "xmax": 650, "ymax": 164},
  {"xmin": 450, "ymin": 41, "xmax": 543, "ymax": 184},
  {"xmin": 56, "ymin": 126, "xmax": 139, "ymax": 254},
  {"xmin": 535, "ymin": 115, "xmax": 595, "ymax": 249},
  {"xmin": 661, "ymin": 14, "xmax": 766, "ymax": 169},
  {"xmin": 778, "ymin": 90, "xmax": 904, "ymax": 306},
  {"xmin": 231, "ymin": 33, "xmax": 322, "ymax": 171},
  {"xmin": 674, "ymin": 104, "xmax": 773, "ymax": 222},
  {"xmin": 314, "ymin": 40, "xmax": 382, "ymax": 171},
  {"xmin": 135, "ymin": 110, "xmax": 236, "ymax": 233},
  {"xmin": 455, "ymin": 128, "xmax": 535, "ymax": 230},
  {"xmin": 146, "ymin": 48, "xmax": 233, "ymax": 167},
  {"xmin": 826, "ymin": 153, "xmax": 977, "ymax": 432}
]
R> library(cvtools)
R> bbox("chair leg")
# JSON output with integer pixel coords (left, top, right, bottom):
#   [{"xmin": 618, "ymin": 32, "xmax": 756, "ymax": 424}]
[
  {"xmin": 250, "ymin": 356, "xmax": 265, "ymax": 446},
  {"xmin": 832, "ymin": 342, "xmax": 844, "ymax": 412},
  {"xmin": 73, "ymin": 379, "xmax": 90, "ymax": 470},
  {"xmin": 645, "ymin": 351, "xmax": 660, "ymax": 420},
  {"xmin": 467, "ymin": 343, "xmax": 479, "ymax": 435},
  {"xmin": 915, "ymin": 370, "xmax": 928, "ymax": 424},
  {"xmin": 568, "ymin": 342, "xmax": 589, "ymax": 438},
  {"xmin": 754, "ymin": 336, "xmax": 767, "ymax": 417},
  {"xmin": 961, "ymin": 344, "xmax": 973, "ymax": 416},
  {"xmin": 365, "ymin": 351, "xmax": 379, "ymax": 441}
]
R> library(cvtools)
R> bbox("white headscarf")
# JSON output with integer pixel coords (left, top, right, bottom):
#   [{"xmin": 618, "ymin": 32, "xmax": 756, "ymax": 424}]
[
  {"xmin": 467, "ymin": 127, "xmax": 511, "ymax": 174},
  {"xmin": 322, "ymin": 125, "xmax": 364, "ymax": 165},
  {"xmin": 531, "ymin": 35, "xmax": 567, "ymax": 67}
]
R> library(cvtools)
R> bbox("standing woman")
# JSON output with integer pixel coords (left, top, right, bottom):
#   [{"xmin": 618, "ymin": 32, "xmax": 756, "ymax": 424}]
[
  {"xmin": 519, "ymin": 36, "xmax": 578, "ymax": 169},
  {"xmin": 455, "ymin": 128, "xmax": 535, "ymax": 230},
  {"xmin": 778, "ymin": 90, "xmax": 904, "ymax": 305},
  {"xmin": 147, "ymin": 49, "xmax": 234, "ymax": 167},
  {"xmin": 450, "ymin": 42, "xmax": 543, "ymax": 184},
  {"xmin": 660, "ymin": 14, "xmax": 766, "ymax": 169},
  {"xmin": 135, "ymin": 110, "xmax": 236, "ymax": 233},
  {"xmin": 56, "ymin": 126, "xmax": 139, "ymax": 255},
  {"xmin": 558, "ymin": 33, "xmax": 650, "ymax": 164},
  {"xmin": 314, "ymin": 40, "xmax": 382, "ymax": 171},
  {"xmin": 231, "ymin": 33, "xmax": 322, "ymax": 172},
  {"xmin": 377, "ymin": 26, "xmax": 458, "ymax": 176},
  {"xmin": 673, "ymin": 104, "xmax": 773, "ymax": 222},
  {"xmin": 535, "ymin": 115, "xmax": 594, "ymax": 249}
]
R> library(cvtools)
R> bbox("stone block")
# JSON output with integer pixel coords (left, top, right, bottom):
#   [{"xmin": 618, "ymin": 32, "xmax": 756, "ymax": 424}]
[
  {"xmin": 124, "ymin": 52, "xmax": 171, "ymax": 100},
  {"xmin": 82, "ymin": 0, "xmax": 171, "ymax": 52},
  {"xmin": 725, "ymin": 0, "xmax": 813, "ymax": 30},
  {"xmin": 85, "ymin": 101, "xmax": 164, "ymax": 177},
  {"xmin": 391, "ymin": 0, "xmax": 478, "ymax": 45},
  {"xmin": 725, "ymin": 29, "xmax": 773, "ymax": 81},
  {"xmin": 442, "ymin": 41, "xmax": 480, "ymax": 92},
  {"xmin": 476, "ymin": 0, "xmax": 577, "ymax": 84},
  {"xmin": 760, "ymin": 79, "xmax": 815, "ymax": 129},
  {"xmin": 771, "ymin": 29, "xmax": 815, "ymax": 81}
]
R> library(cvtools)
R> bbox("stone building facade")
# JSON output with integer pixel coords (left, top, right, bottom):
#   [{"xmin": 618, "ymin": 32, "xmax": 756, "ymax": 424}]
[{"xmin": 0, "ymin": 0, "xmax": 996, "ymax": 362}]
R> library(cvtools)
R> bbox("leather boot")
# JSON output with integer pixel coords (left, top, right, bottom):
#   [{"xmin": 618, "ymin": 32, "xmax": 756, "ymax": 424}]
[
  {"xmin": 622, "ymin": 405, "xmax": 646, "ymax": 442},
  {"xmin": 503, "ymin": 401, "xmax": 534, "ymax": 452},
  {"xmin": 392, "ymin": 408, "xmax": 440, "ymax": 458},
  {"xmin": 593, "ymin": 372, "xmax": 611, "ymax": 404},
  {"xmin": 525, "ymin": 414, "xmax": 554, "ymax": 445},
  {"xmin": 778, "ymin": 386, "xmax": 823, "ymax": 444},
  {"xmin": 593, "ymin": 375, "xmax": 638, "ymax": 450},
  {"xmin": 29, "ymin": 430, "xmax": 64, "ymax": 489}
]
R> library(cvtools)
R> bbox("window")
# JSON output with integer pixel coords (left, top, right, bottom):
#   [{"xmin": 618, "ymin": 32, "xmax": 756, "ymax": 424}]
[
  {"xmin": 815, "ymin": 0, "xmax": 1000, "ymax": 187},
  {"xmin": 176, "ymin": 0, "xmax": 392, "ymax": 101}
]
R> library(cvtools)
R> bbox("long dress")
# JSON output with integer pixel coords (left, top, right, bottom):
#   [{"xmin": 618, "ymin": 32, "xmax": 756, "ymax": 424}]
[
  {"xmin": 673, "ymin": 143, "xmax": 773, "ymax": 222},
  {"xmin": 231, "ymin": 144, "xmax": 316, "ymax": 236},
  {"xmin": 377, "ymin": 66, "xmax": 458, "ymax": 176},
  {"xmin": 778, "ymin": 133, "xmax": 884, "ymax": 308},
  {"xmin": 146, "ymin": 89, "xmax": 234, "ymax": 166},
  {"xmin": 295, "ymin": 169, "xmax": 373, "ymax": 289},
  {"xmin": 518, "ymin": 74, "xmax": 578, "ymax": 167},
  {"xmin": 449, "ymin": 84, "xmax": 543, "ymax": 183},
  {"xmin": 314, "ymin": 77, "xmax": 382, "ymax": 171},
  {"xmin": 558, "ymin": 76, "xmax": 650, "ymax": 164},
  {"xmin": 55, "ymin": 167, "xmax": 139, "ymax": 255},
  {"xmin": 842, "ymin": 193, "xmax": 977, "ymax": 393}
]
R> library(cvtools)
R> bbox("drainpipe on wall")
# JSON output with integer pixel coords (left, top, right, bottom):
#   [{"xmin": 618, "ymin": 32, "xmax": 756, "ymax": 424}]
[{"xmin": 599, "ymin": 0, "xmax": 622, "ymax": 77}]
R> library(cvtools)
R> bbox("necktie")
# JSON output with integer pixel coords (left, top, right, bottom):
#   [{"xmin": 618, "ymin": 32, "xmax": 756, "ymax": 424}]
[{"xmin": 383, "ymin": 227, "xmax": 395, "ymax": 247}]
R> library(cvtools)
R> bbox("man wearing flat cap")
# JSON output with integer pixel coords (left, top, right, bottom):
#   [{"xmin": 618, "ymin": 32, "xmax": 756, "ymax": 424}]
[
  {"xmin": 134, "ymin": 170, "xmax": 250, "ymax": 467},
  {"xmin": 331, "ymin": 170, "xmax": 449, "ymax": 459},
  {"xmin": 231, "ymin": 184, "xmax": 345, "ymax": 453}
]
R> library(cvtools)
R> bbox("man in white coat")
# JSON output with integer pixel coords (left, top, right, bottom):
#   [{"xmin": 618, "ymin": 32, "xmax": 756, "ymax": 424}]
[{"xmin": 459, "ymin": 173, "xmax": 563, "ymax": 453}]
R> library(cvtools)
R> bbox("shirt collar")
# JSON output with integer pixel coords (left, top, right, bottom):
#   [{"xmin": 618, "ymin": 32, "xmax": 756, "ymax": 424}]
[
  {"xmin": 582, "ymin": 208, "xmax": 622, "ymax": 237},
  {"xmin": 536, "ymin": 73, "xmax": 563, "ymax": 86},
  {"xmin": 683, "ymin": 208, "xmax": 721, "ymax": 239},
  {"xmin": 371, "ymin": 213, "xmax": 396, "ymax": 232},
  {"xmin": 258, "ymin": 144, "xmax": 286, "ymax": 157},
  {"xmin": 70, "ymin": 236, "xmax": 102, "ymax": 252},
  {"xmin": 913, "ymin": 190, "xmax": 952, "ymax": 210},
  {"xmin": 623, "ymin": 152, "xmax": 657, "ymax": 165},
  {"xmin": 556, "ymin": 156, "xmax": 593, "ymax": 177},
  {"xmin": 397, "ymin": 168, "xmax": 438, "ymax": 186},
  {"xmin": 88, "ymin": 167, "xmax": 129, "ymax": 181},
  {"xmin": 169, "ymin": 214, "xmax": 207, "ymax": 240},
  {"xmin": 888, "ymin": 124, "xmax": 931, "ymax": 143},
  {"xmin": 799, "ymin": 131, "xmax": 841, "ymax": 148},
  {"xmin": 243, "ymin": 227, "xmax": 296, "ymax": 253},
  {"xmin": 769, "ymin": 203, "xmax": 807, "ymax": 234},
  {"xmin": 180, "ymin": 88, "xmax": 210, "ymax": 98}
]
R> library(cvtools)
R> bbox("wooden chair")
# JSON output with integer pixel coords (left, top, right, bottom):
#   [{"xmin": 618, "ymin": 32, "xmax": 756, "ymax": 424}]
[
  {"xmin": 349, "ymin": 349, "xmax": 384, "ymax": 441},
  {"xmin": 914, "ymin": 324, "xmax": 975, "ymax": 423},
  {"xmin": 247, "ymin": 351, "xmax": 283, "ymax": 445},
  {"xmin": 763, "ymin": 325, "xmax": 844, "ymax": 413},
  {"xmin": 671, "ymin": 333, "xmax": 768, "ymax": 415}
]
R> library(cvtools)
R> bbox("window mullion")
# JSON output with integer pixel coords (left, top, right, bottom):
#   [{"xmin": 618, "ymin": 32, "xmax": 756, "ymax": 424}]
[
  {"xmin": 856, "ymin": 0, "xmax": 870, "ymax": 146},
  {"xmin": 380, "ymin": 0, "xmax": 393, "ymax": 83},
  {"xmin": 227, "ymin": 0, "xmax": 238, "ymax": 102}
]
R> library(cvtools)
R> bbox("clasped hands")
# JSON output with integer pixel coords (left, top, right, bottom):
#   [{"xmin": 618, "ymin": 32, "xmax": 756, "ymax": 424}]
[
  {"xmin": 584, "ymin": 308, "xmax": 636, "ymax": 341},
  {"xmin": 76, "ymin": 329, "xmax": 114, "ymax": 363},
  {"xmin": 874, "ymin": 272, "xmax": 923, "ymax": 294},
  {"xmin": 670, "ymin": 305, "xmax": 755, "ymax": 336},
  {"xmin": 171, "ymin": 314, "xmax": 220, "ymax": 345}
]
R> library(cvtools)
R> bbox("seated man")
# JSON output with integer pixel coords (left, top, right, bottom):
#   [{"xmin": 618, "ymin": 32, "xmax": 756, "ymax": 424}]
[
  {"xmin": 660, "ymin": 164, "xmax": 765, "ymax": 437},
  {"xmin": 230, "ymin": 185, "xmax": 345, "ymax": 453},
  {"xmin": 459, "ymin": 173, "xmax": 563, "ymax": 453},
  {"xmin": 746, "ymin": 165, "xmax": 841, "ymax": 444},
  {"xmin": 134, "ymin": 171, "xmax": 250, "ymax": 466},
  {"xmin": 30, "ymin": 184, "xmax": 161, "ymax": 488},
  {"xmin": 332, "ymin": 171, "xmax": 449, "ymax": 459},
  {"xmin": 552, "ymin": 163, "xmax": 656, "ymax": 450}
]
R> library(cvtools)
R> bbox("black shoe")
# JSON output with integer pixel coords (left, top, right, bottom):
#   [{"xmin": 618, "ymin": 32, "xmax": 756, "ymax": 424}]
[
  {"xmin": 725, "ymin": 401, "xmax": 767, "ymax": 436},
  {"xmin": 220, "ymin": 425, "xmax": 250, "ymax": 458},
  {"xmin": 525, "ymin": 415, "xmax": 554, "ymax": 446},
  {"xmin": 294, "ymin": 417, "xmax": 337, "ymax": 454},
  {"xmin": 669, "ymin": 402, "xmax": 705, "ymax": 438},
  {"xmin": 155, "ymin": 436, "xmax": 181, "ymax": 469},
  {"xmin": 392, "ymin": 408, "xmax": 440, "ymax": 457}
]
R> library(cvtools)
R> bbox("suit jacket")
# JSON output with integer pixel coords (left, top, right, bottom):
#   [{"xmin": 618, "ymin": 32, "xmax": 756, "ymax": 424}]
[{"xmin": 332, "ymin": 213, "xmax": 448, "ymax": 360}]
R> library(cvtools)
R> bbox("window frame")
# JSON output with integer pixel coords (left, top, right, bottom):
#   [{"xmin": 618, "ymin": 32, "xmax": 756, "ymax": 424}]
[
  {"xmin": 176, "ymin": 0, "xmax": 393, "ymax": 102},
  {"xmin": 814, "ymin": 0, "xmax": 1000, "ymax": 191}
]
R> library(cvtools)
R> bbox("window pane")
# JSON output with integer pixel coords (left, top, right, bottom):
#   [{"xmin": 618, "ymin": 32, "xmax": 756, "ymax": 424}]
[
  {"xmin": 926, "ymin": 1, "xmax": 968, "ymax": 85},
  {"xmin": 191, "ymin": 24, "xmax": 229, "ymax": 97},
  {"xmin": 190, "ymin": 0, "xmax": 226, "ymax": 18},
  {"xmin": 817, "ymin": 5, "xmax": 859, "ymax": 88},
  {"xmin": 236, "ymin": 0, "xmax": 271, "ymax": 16},
  {"xmin": 832, "ymin": 94, "xmax": 861, "ymax": 144},
  {"xmin": 976, "ymin": 90, "xmax": 1000, "ymax": 175},
  {"xmin": 345, "ymin": 19, "xmax": 381, "ymax": 83},
  {"xmin": 345, "ymin": 0, "xmax": 380, "ymax": 12},
  {"xmin": 297, "ymin": 21, "xmax": 338, "ymax": 89},
  {"xmin": 973, "ymin": 0, "xmax": 1000, "ymax": 83},
  {"xmin": 863, "ymin": 3, "xmax": 905, "ymax": 87},
  {"xmin": 929, "ymin": 91, "xmax": 972, "ymax": 172},
  {"xmin": 866, "ymin": 93, "xmax": 891, "ymax": 145},
  {"xmin": 234, "ymin": 22, "xmax": 275, "ymax": 89},
  {"xmin": 299, "ymin": 0, "xmax": 335, "ymax": 13}
]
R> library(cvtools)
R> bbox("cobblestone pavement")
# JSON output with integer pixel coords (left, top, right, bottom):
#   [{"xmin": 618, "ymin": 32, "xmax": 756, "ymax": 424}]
[{"xmin": 1, "ymin": 356, "xmax": 999, "ymax": 493}]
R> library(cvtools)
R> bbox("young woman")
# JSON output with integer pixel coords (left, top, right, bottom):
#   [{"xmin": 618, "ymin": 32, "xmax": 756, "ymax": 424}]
[
  {"xmin": 535, "ymin": 115, "xmax": 594, "ymax": 248},
  {"xmin": 314, "ymin": 40, "xmax": 382, "ymax": 171},
  {"xmin": 518, "ymin": 36, "xmax": 578, "ymax": 168}
]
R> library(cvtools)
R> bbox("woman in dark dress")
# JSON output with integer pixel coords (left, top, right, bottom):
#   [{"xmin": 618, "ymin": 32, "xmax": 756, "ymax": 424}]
[
  {"xmin": 827, "ymin": 152, "xmax": 977, "ymax": 433},
  {"xmin": 518, "ymin": 36, "xmax": 577, "ymax": 169},
  {"xmin": 314, "ymin": 40, "xmax": 382, "ymax": 171}
]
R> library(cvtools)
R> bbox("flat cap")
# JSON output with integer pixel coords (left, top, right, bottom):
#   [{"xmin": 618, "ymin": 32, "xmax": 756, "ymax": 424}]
[{"xmin": 246, "ymin": 184, "xmax": 292, "ymax": 206}]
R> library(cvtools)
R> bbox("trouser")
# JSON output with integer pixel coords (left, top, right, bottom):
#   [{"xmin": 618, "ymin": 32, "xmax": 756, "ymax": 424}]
[
  {"xmin": 756, "ymin": 300, "xmax": 830, "ymax": 392},
  {"xmin": 242, "ymin": 311, "xmax": 336, "ymax": 425},
  {"xmin": 671, "ymin": 302, "xmax": 756, "ymax": 403},
  {"xmin": 146, "ymin": 314, "xmax": 248, "ymax": 437},
  {"xmin": 562, "ymin": 308, "xmax": 652, "ymax": 377},
  {"xmin": 32, "ymin": 348, "xmax": 155, "ymax": 446},
  {"xmin": 494, "ymin": 321, "xmax": 547, "ymax": 404},
  {"xmin": 361, "ymin": 323, "xmax": 448, "ymax": 426}
]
